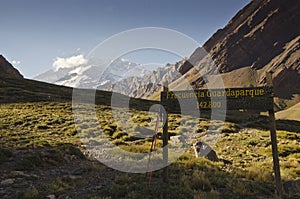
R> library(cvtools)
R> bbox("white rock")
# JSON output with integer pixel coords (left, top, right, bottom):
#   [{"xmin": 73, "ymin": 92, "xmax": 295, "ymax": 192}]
[
  {"xmin": 46, "ymin": 195, "xmax": 56, "ymax": 199},
  {"xmin": 1, "ymin": 178, "xmax": 14, "ymax": 185},
  {"xmin": 11, "ymin": 171, "xmax": 25, "ymax": 176}
]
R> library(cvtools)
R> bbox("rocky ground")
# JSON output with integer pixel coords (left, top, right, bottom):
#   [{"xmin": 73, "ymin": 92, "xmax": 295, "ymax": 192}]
[{"xmin": 0, "ymin": 148, "xmax": 122, "ymax": 198}]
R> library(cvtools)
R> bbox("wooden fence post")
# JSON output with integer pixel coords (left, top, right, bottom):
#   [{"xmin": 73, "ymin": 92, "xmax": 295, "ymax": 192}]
[
  {"xmin": 162, "ymin": 81, "xmax": 169, "ymax": 183},
  {"xmin": 266, "ymin": 71, "xmax": 283, "ymax": 196}
]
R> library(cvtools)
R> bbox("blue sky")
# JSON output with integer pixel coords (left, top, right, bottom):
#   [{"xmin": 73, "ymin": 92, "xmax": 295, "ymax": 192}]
[{"xmin": 0, "ymin": 0, "xmax": 250, "ymax": 78}]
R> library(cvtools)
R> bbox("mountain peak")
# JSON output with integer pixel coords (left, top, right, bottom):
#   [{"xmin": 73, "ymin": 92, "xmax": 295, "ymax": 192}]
[
  {"xmin": 0, "ymin": 55, "xmax": 23, "ymax": 78},
  {"xmin": 34, "ymin": 57, "xmax": 150, "ymax": 89},
  {"xmin": 199, "ymin": 0, "xmax": 300, "ymax": 73},
  {"xmin": 171, "ymin": 0, "xmax": 300, "ymax": 101}
]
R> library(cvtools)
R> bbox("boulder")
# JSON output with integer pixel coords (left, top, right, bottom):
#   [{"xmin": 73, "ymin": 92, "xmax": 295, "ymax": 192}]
[{"xmin": 193, "ymin": 142, "xmax": 218, "ymax": 162}]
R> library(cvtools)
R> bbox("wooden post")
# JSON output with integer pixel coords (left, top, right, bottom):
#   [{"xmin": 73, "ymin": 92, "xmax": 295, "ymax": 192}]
[
  {"xmin": 162, "ymin": 81, "xmax": 169, "ymax": 183},
  {"xmin": 266, "ymin": 72, "xmax": 283, "ymax": 196}
]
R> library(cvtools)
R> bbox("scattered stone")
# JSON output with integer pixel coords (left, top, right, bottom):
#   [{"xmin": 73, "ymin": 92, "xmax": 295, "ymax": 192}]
[
  {"xmin": 284, "ymin": 179, "xmax": 300, "ymax": 195},
  {"xmin": 12, "ymin": 181, "xmax": 29, "ymax": 188},
  {"xmin": 66, "ymin": 175, "xmax": 82, "ymax": 180},
  {"xmin": 64, "ymin": 155, "xmax": 71, "ymax": 163},
  {"xmin": 170, "ymin": 135, "xmax": 183, "ymax": 144},
  {"xmin": 72, "ymin": 168, "xmax": 85, "ymax": 175},
  {"xmin": 1, "ymin": 178, "xmax": 14, "ymax": 185},
  {"xmin": 46, "ymin": 195, "xmax": 56, "ymax": 199},
  {"xmin": 94, "ymin": 185, "xmax": 103, "ymax": 190},
  {"xmin": 29, "ymin": 174, "xmax": 39, "ymax": 179},
  {"xmin": 193, "ymin": 142, "xmax": 219, "ymax": 162},
  {"xmin": 57, "ymin": 195, "xmax": 69, "ymax": 199},
  {"xmin": 11, "ymin": 171, "xmax": 25, "ymax": 176},
  {"xmin": 70, "ymin": 155, "xmax": 77, "ymax": 161}
]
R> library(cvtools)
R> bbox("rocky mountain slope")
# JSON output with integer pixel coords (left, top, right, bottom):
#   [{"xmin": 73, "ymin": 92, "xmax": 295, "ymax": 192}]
[
  {"xmin": 105, "ymin": 59, "xmax": 186, "ymax": 98},
  {"xmin": 108, "ymin": 0, "xmax": 299, "ymax": 106},
  {"xmin": 170, "ymin": 0, "xmax": 300, "ymax": 99},
  {"xmin": 0, "ymin": 55, "xmax": 23, "ymax": 78}
]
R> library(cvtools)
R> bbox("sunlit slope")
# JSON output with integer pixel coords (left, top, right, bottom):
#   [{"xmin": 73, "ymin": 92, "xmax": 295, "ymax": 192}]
[{"xmin": 276, "ymin": 102, "xmax": 300, "ymax": 121}]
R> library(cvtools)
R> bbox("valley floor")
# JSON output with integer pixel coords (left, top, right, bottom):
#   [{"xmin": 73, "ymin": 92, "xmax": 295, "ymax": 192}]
[{"xmin": 0, "ymin": 102, "xmax": 299, "ymax": 198}]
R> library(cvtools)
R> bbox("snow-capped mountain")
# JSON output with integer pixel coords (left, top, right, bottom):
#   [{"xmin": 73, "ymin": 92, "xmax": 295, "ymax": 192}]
[
  {"xmin": 34, "ymin": 57, "xmax": 151, "ymax": 89},
  {"xmin": 105, "ymin": 59, "xmax": 186, "ymax": 98}
]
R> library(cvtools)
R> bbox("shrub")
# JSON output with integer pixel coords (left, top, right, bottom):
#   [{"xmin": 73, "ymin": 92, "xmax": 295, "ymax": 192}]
[
  {"xmin": 182, "ymin": 170, "xmax": 212, "ymax": 191},
  {"xmin": 23, "ymin": 187, "xmax": 39, "ymax": 199},
  {"xmin": 46, "ymin": 176, "xmax": 77, "ymax": 193},
  {"xmin": 36, "ymin": 123, "xmax": 49, "ymax": 130},
  {"xmin": 16, "ymin": 153, "xmax": 43, "ymax": 170},
  {"xmin": 194, "ymin": 189, "xmax": 220, "ymax": 199},
  {"xmin": 246, "ymin": 167, "xmax": 273, "ymax": 183},
  {"xmin": 0, "ymin": 147, "xmax": 13, "ymax": 162},
  {"xmin": 58, "ymin": 144, "xmax": 85, "ymax": 159}
]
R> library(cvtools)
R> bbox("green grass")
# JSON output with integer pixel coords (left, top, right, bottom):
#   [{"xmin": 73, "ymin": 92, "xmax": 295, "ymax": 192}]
[
  {"xmin": 0, "ymin": 102, "xmax": 79, "ymax": 149},
  {"xmin": 0, "ymin": 102, "xmax": 299, "ymax": 198}
]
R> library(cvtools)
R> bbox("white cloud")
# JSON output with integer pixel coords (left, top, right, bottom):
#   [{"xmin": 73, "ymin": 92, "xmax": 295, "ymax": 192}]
[
  {"xmin": 53, "ymin": 54, "xmax": 88, "ymax": 71},
  {"xmin": 12, "ymin": 60, "xmax": 21, "ymax": 65}
]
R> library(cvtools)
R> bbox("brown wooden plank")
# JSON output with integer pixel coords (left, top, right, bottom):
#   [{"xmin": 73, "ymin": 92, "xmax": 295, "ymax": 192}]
[{"xmin": 161, "ymin": 86, "xmax": 273, "ymax": 112}]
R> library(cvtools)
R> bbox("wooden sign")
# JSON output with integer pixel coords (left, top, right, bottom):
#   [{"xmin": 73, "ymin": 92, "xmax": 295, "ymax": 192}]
[{"xmin": 161, "ymin": 86, "xmax": 273, "ymax": 113}]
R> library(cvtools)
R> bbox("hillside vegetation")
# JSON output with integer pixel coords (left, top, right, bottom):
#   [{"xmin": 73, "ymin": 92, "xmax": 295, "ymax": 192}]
[
  {"xmin": 1, "ymin": 0, "xmax": 299, "ymax": 198},
  {"xmin": 0, "ymin": 102, "xmax": 299, "ymax": 198}
]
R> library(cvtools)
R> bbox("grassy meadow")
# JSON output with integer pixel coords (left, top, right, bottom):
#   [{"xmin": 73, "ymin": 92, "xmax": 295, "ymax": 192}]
[{"xmin": 0, "ymin": 102, "xmax": 299, "ymax": 198}]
